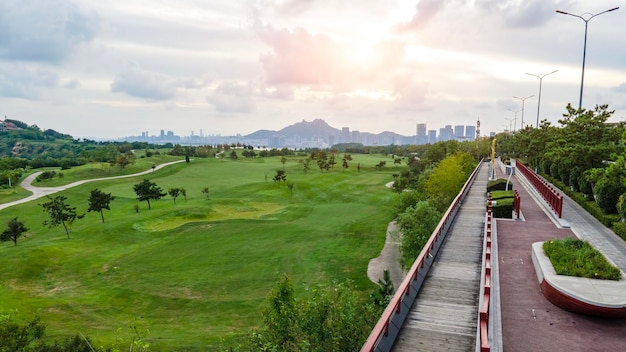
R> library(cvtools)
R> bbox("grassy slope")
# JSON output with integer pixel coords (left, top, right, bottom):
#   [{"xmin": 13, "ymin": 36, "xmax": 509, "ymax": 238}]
[{"xmin": 0, "ymin": 153, "xmax": 397, "ymax": 350}]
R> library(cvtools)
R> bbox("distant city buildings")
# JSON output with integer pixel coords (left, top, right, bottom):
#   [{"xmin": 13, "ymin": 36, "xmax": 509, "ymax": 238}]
[
  {"xmin": 119, "ymin": 120, "xmax": 482, "ymax": 148},
  {"xmin": 415, "ymin": 122, "xmax": 478, "ymax": 145}
]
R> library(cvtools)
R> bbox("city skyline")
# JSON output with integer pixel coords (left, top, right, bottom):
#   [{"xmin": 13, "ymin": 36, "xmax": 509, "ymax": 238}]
[{"xmin": 2, "ymin": 1, "xmax": 625, "ymax": 139}]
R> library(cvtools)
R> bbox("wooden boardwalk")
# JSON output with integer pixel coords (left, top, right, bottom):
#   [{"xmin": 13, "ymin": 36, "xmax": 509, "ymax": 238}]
[{"xmin": 392, "ymin": 165, "xmax": 488, "ymax": 352}]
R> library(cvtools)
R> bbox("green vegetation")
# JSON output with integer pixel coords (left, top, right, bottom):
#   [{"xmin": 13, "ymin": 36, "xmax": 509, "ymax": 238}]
[
  {"xmin": 0, "ymin": 153, "xmax": 397, "ymax": 350},
  {"xmin": 248, "ymin": 276, "xmax": 379, "ymax": 352},
  {"xmin": 498, "ymin": 103, "xmax": 626, "ymax": 237},
  {"xmin": 543, "ymin": 238, "xmax": 621, "ymax": 280}
]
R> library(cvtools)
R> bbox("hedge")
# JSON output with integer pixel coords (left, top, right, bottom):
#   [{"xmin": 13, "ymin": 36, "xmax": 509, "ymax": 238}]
[
  {"xmin": 613, "ymin": 222, "xmax": 626, "ymax": 242},
  {"xmin": 489, "ymin": 197, "xmax": 514, "ymax": 219}
]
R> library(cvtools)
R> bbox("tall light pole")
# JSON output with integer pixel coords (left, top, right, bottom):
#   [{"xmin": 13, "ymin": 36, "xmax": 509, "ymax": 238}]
[
  {"xmin": 556, "ymin": 7, "xmax": 619, "ymax": 109},
  {"xmin": 507, "ymin": 108, "xmax": 522, "ymax": 133},
  {"xmin": 526, "ymin": 70, "xmax": 558, "ymax": 128},
  {"xmin": 513, "ymin": 95, "xmax": 534, "ymax": 129},
  {"xmin": 505, "ymin": 118, "xmax": 513, "ymax": 133}
]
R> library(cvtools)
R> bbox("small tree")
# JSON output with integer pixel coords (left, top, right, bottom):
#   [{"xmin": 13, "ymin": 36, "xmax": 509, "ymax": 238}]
[
  {"xmin": 201, "ymin": 187, "xmax": 210, "ymax": 200},
  {"xmin": 371, "ymin": 269, "xmax": 395, "ymax": 307},
  {"xmin": 168, "ymin": 187, "xmax": 181, "ymax": 203},
  {"xmin": 87, "ymin": 189, "xmax": 115, "ymax": 223},
  {"xmin": 180, "ymin": 187, "xmax": 187, "ymax": 201},
  {"xmin": 273, "ymin": 170, "xmax": 286, "ymax": 187},
  {"xmin": 280, "ymin": 156, "xmax": 287, "ymax": 170},
  {"xmin": 40, "ymin": 195, "xmax": 85, "ymax": 239},
  {"xmin": 1, "ymin": 217, "xmax": 28, "ymax": 246},
  {"xmin": 133, "ymin": 179, "xmax": 166, "ymax": 209}
]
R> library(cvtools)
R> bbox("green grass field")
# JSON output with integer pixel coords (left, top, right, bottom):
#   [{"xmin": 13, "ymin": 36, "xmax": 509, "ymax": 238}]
[{"xmin": 0, "ymin": 153, "xmax": 398, "ymax": 350}]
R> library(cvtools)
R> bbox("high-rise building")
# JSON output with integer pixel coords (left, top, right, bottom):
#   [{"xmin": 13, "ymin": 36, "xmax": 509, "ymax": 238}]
[
  {"xmin": 465, "ymin": 126, "xmax": 476, "ymax": 141},
  {"xmin": 428, "ymin": 130, "xmax": 437, "ymax": 144},
  {"xmin": 440, "ymin": 125, "xmax": 454, "ymax": 141},
  {"xmin": 454, "ymin": 125, "xmax": 465, "ymax": 140},
  {"xmin": 416, "ymin": 123, "xmax": 428, "ymax": 144}
]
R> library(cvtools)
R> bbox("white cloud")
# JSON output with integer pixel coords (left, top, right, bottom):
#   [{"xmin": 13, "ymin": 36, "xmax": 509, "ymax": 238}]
[{"xmin": 0, "ymin": 0, "xmax": 99, "ymax": 63}]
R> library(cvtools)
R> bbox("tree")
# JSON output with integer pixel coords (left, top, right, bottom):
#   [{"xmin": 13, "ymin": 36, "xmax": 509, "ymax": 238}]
[
  {"xmin": 4, "ymin": 169, "xmax": 21, "ymax": 192},
  {"xmin": 40, "ymin": 195, "xmax": 85, "ymax": 238},
  {"xmin": 253, "ymin": 276, "xmax": 380, "ymax": 351},
  {"xmin": 87, "ymin": 189, "xmax": 115, "ymax": 223},
  {"xmin": 1, "ymin": 217, "xmax": 28, "ymax": 246},
  {"xmin": 168, "ymin": 187, "xmax": 181, "ymax": 203},
  {"xmin": 201, "ymin": 187, "xmax": 210, "ymax": 200},
  {"xmin": 399, "ymin": 200, "xmax": 441, "ymax": 270},
  {"xmin": 180, "ymin": 187, "xmax": 187, "ymax": 201},
  {"xmin": 280, "ymin": 156, "xmax": 287, "ymax": 170},
  {"xmin": 273, "ymin": 170, "xmax": 286, "ymax": 187},
  {"xmin": 133, "ymin": 179, "xmax": 166, "ymax": 209},
  {"xmin": 424, "ymin": 152, "xmax": 475, "ymax": 211},
  {"xmin": 371, "ymin": 269, "xmax": 395, "ymax": 308}
]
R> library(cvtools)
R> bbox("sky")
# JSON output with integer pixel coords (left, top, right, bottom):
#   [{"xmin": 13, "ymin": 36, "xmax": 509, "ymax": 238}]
[{"xmin": 1, "ymin": 0, "xmax": 626, "ymax": 140}]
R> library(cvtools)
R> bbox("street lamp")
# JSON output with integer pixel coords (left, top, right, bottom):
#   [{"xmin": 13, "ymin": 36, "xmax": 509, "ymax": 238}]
[
  {"xmin": 526, "ymin": 70, "xmax": 558, "ymax": 128},
  {"xmin": 556, "ymin": 7, "xmax": 619, "ymax": 110},
  {"xmin": 505, "ymin": 118, "xmax": 513, "ymax": 133},
  {"xmin": 513, "ymin": 95, "xmax": 534, "ymax": 129},
  {"xmin": 507, "ymin": 108, "xmax": 522, "ymax": 133}
]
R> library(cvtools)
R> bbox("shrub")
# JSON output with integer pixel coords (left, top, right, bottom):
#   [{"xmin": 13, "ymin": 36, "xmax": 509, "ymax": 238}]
[
  {"xmin": 487, "ymin": 178, "xmax": 512, "ymax": 192},
  {"xmin": 490, "ymin": 197, "xmax": 514, "ymax": 218},
  {"xmin": 613, "ymin": 222, "xmax": 626, "ymax": 242},
  {"xmin": 35, "ymin": 170, "xmax": 56, "ymax": 182},
  {"xmin": 595, "ymin": 178, "xmax": 626, "ymax": 214}
]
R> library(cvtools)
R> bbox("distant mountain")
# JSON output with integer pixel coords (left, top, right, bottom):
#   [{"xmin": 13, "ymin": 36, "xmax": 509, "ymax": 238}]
[
  {"xmin": 245, "ymin": 119, "xmax": 341, "ymax": 140},
  {"xmin": 244, "ymin": 119, "xmax": 413, "ymax": 146}
]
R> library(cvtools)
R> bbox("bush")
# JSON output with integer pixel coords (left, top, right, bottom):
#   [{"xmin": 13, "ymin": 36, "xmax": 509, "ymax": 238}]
[
  {"xmin": 490, "ymin": 197, "xmax": 514, "ymax": 218},
  {"xmin": 594, "ymin": 178, "xmax": 626, "ymax": 214},
  {"xmin": 35, "ymin": 170, "xmax": 56, "ymax": 182},
  {"xmin": 487, "ymin": 178, "xmax": 512, "ymax": 192},
  {"xmin": 613, "ymin": 222, "xmax": 626, "ymax": 242}
]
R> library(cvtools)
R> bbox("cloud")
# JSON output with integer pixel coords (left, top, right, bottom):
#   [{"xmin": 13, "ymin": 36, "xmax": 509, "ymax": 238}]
[
  {"xmin": 612, "ymin": 83, "xmax": 626, "ymax": 92},
  {"xmin": 111, "ymin": 67, "xmax": 179, "ymax": 100},
  {"xmin": 206, "ymin": 81, "xmax": 255, "ymax": 113},
  {"xmin": 0, "ymin": 64, "xmax": 59, "ymax": 99},
  {"xmin": 256, "ymin": 23, "xmax": 345, "ymax": 86},
  {"xmin": 397, "ymin": 0, "xmax": 451, "ymax": 32},
  {"xmin": 477, "ymin": 0, "xmax": 573, "ymax": 28},
  {"xmin": 0, "ymin": 0, "xmax": 99, "ymax": 63}
]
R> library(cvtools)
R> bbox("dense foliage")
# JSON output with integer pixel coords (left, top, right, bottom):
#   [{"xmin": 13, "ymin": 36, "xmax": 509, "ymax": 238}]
[{"xmin": 498, "ymin": 103, "xmax": 626, "ymax": 222}]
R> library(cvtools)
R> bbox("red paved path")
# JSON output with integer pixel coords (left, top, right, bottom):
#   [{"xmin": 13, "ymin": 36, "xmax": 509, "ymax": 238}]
[{"xmin": 497, "ymin": 176, "xmax": 626, "ymax": 352}]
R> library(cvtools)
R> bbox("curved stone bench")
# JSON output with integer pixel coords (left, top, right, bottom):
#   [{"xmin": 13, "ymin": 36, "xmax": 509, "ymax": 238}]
[{"xmin": 531, "ymin": 241, "xmax": 626, "ymax": 318}]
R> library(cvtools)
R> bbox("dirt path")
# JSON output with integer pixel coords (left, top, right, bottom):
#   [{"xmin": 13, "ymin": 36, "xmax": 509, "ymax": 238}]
[
  {"xmin": 0, "ymin": 160, "xmax": 186, "ymax": 211},
  {"xmin": 367, "ymin": 219, "xmax": 405, "ymax": 290}
]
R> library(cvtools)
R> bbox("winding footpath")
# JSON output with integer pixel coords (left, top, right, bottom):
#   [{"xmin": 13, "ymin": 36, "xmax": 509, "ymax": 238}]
[{"xmin": 0, "ymin": 160, "xmax": 186, "ymax": 211}]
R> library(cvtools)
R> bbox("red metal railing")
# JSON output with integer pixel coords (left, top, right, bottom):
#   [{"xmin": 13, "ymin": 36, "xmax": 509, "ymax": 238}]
[
  {"xmin": 515, "ymin": 161, "xmax": 562, "ymax": 218},
  {"xmin": 360, "ymin": 161, "xmax": 483, "ymax": 352},
  {"xmin": 479, "ymin": 195, "xmax": 493, "ymax": 352}
]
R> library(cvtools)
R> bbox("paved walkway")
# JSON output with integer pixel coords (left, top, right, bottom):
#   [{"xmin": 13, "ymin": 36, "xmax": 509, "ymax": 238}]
[{"xmin": 494, "ymin": 161, "xmax": 626, "ymax": 352}]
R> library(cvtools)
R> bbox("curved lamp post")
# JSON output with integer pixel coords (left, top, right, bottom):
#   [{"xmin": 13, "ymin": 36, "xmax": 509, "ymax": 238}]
[
  {"xmin": 526, "ymin": 70, "xmax": 558, "ymax": 128},
  {"xmin": 513, "ymin": 95, "xmax": 534, "ymax": 129},
  {"xmin": 556, "ymin": 7, "xmax": 619, "ymax": 109}
]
